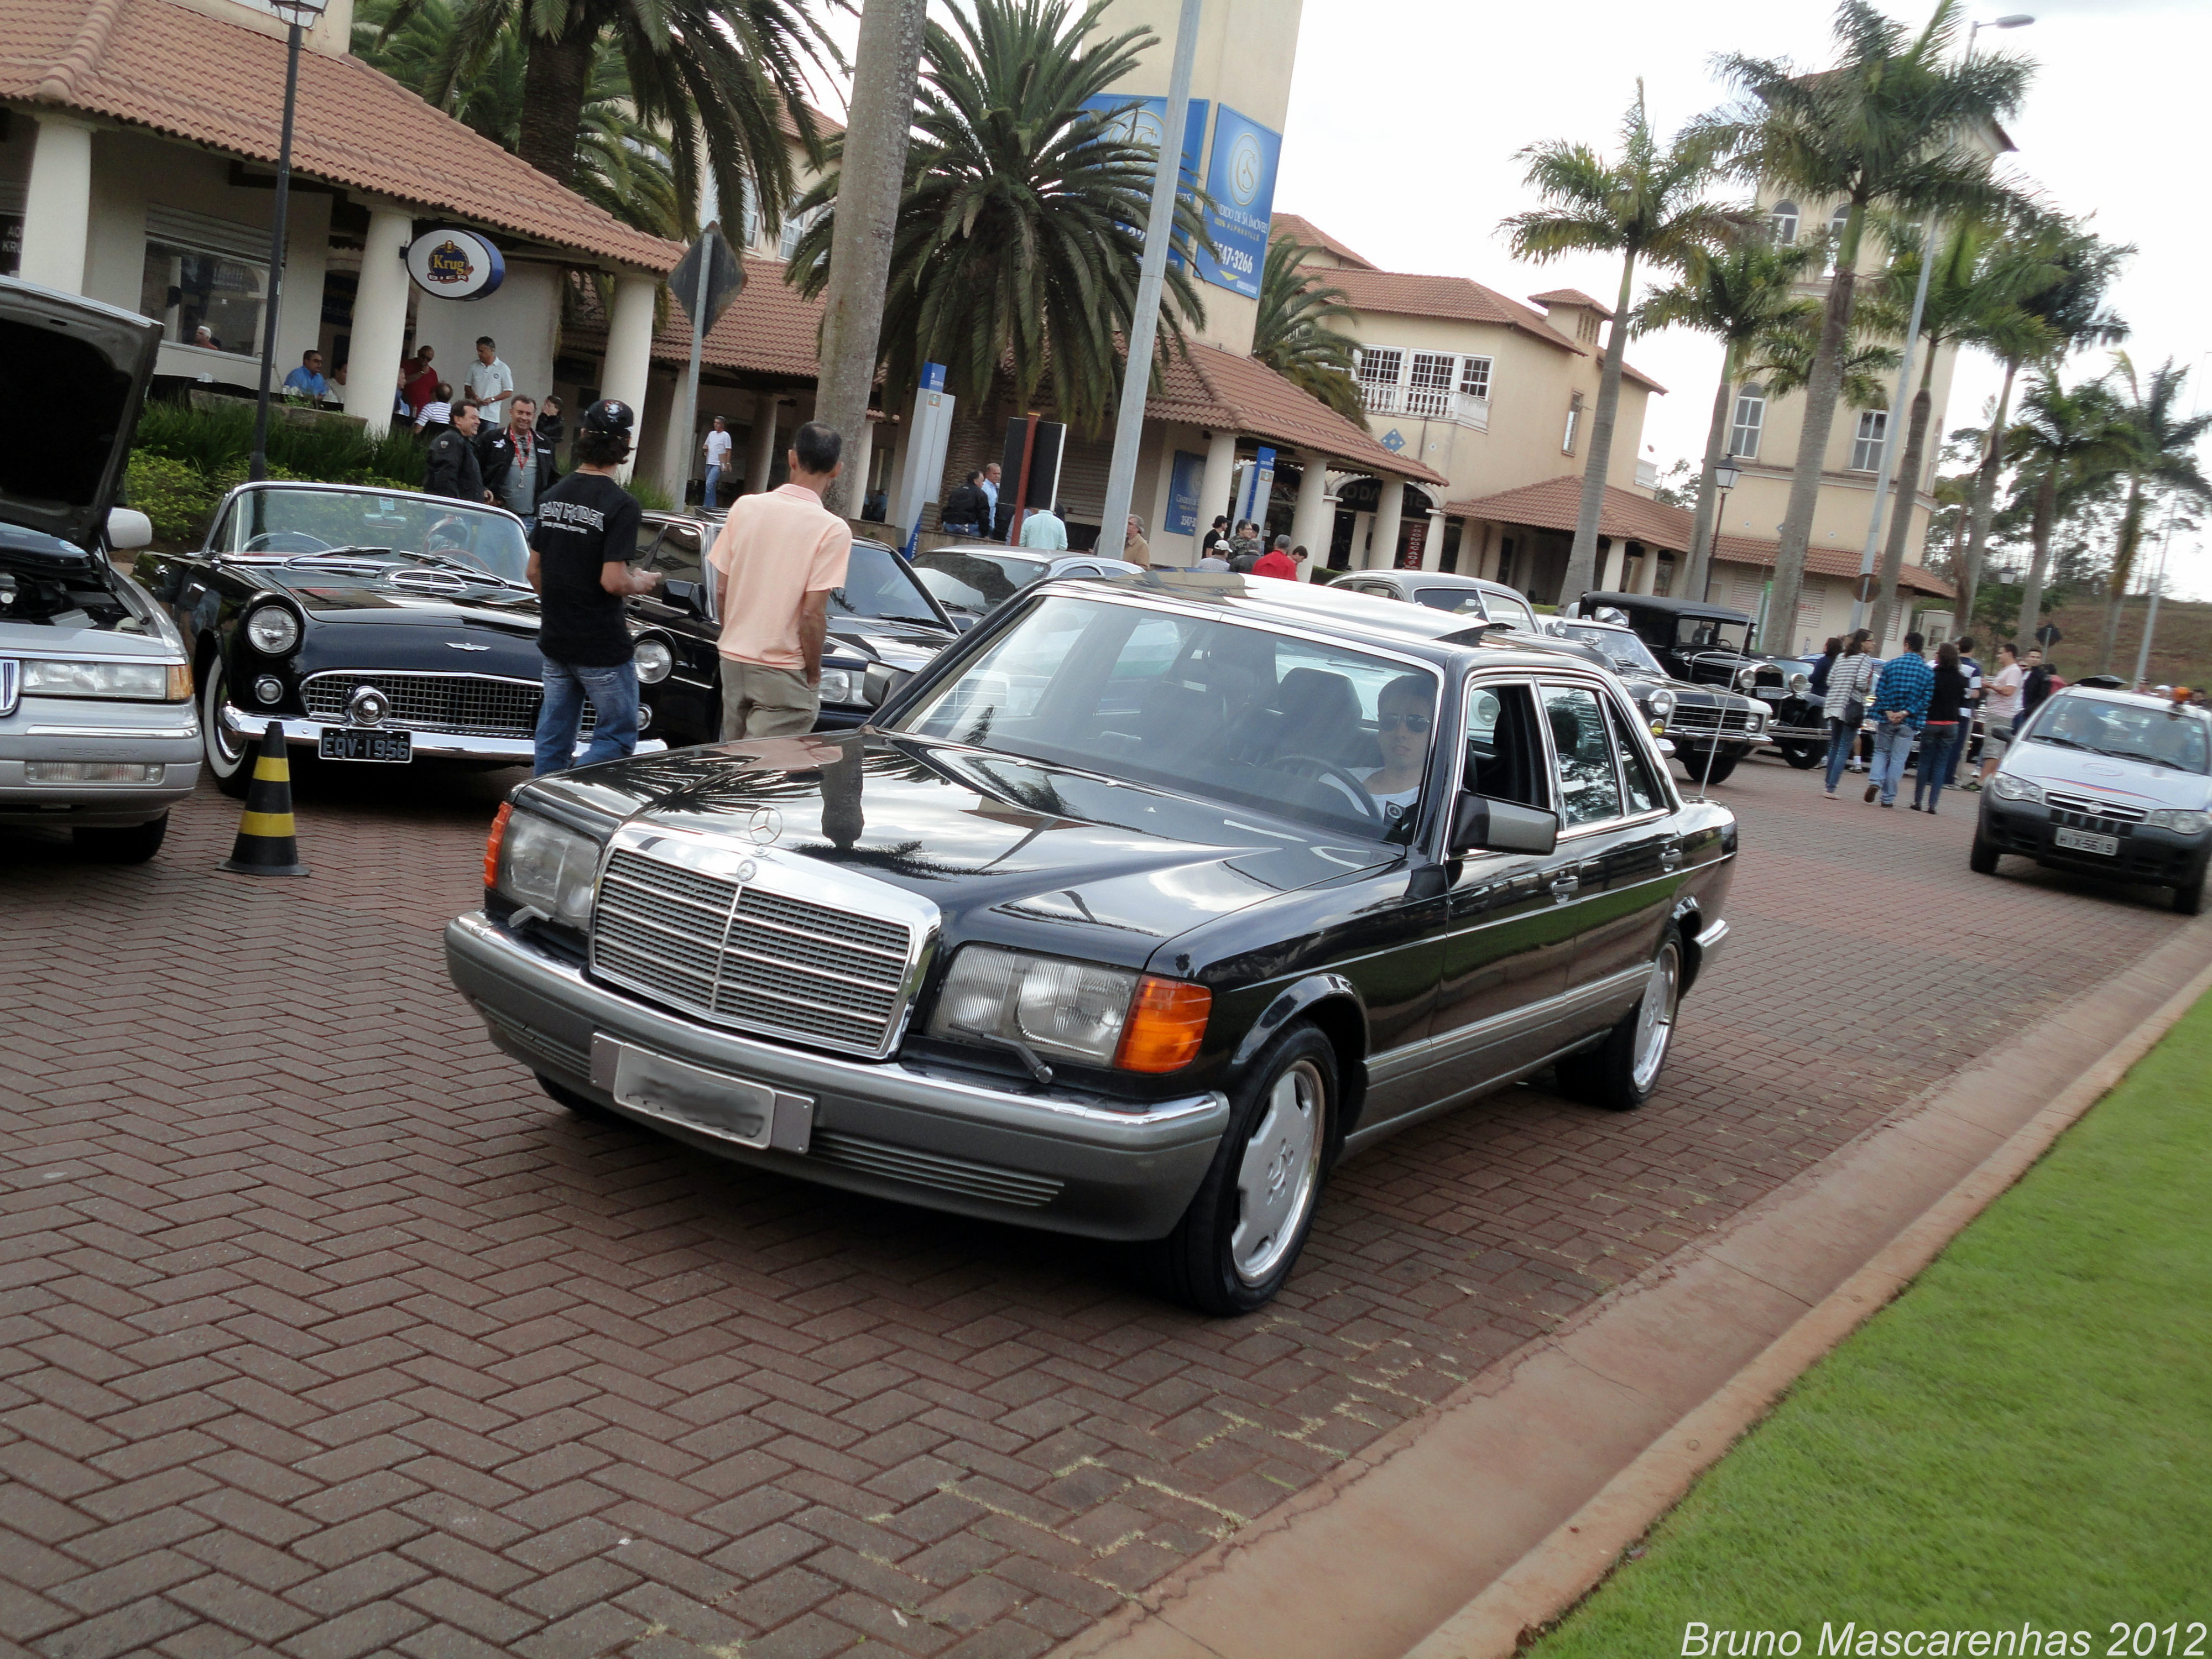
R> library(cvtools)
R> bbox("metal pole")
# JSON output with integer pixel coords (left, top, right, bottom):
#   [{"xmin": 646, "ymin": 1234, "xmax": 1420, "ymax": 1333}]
[
  {"xmin": 2132, "ymin": 497, "xmax": 2181, "ymax": 686},
  {"xmin": 1097, "ymin": 0, "xmax": 1199, "ymax": 561},
  {"xmin": 1846, "ymin": 216, "xmax": 1936, "ymax": 636},
  {"xmin": 249, "ymin": 19, "xmax": 305, "ymax": 484}
]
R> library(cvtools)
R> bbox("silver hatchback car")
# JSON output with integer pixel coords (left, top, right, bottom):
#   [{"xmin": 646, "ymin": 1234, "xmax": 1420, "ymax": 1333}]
[{"xmin": 1973, "ymin": 686, "xmax": 2211, "ymax": 914}]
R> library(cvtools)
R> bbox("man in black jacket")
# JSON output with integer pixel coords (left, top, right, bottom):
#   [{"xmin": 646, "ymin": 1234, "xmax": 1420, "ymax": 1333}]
[
  {"xmin": 476, "ymin": 395, "xmax": 558, "ymax": 531},
  {"xmin": 425, "ymin": 404, "xmax": 488, "ymax": 502},
  {"xmin": 941, "ymin": 471, "xmax": 984, "ymax": 536}
]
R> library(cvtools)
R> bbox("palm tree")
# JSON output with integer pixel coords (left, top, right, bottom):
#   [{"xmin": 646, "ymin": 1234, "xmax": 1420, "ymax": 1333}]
[
  {"xmin": 2003, "ymin": 373, "xmax": 2135, "ymax": 653},
  {"xmin": 2098, "ymin": 356, "xmax": 2212, "ymax": 671},
  {"xmin": 1712, "ymin": 0, "xmax": 2032, "ymax": 645},
  {"xmin": 374, "ymin": 0, "xmax": 838, "ymax": 243},
  {"xmin": 1253, "ymin": 235, "xmax": 1363, "ymax": 421},
  {"xmin": 355, "ymin": 0, "xmax": 683, "ymax": 238},
  {"xmin": 1634, "ymin": 239, "xmax": 1820, "ymax": 601},
  {"xmin": 789, "ymin": 0, "xmax": 1211, "ymax": 435},
  {"xmin": 1502, "ymin": 83, "xmax": 1740, "ymax": 600},
  {"xmin": 1956, "ymin": 222, "xmax": 2130, "ymax": 638},
  {"xmin": 1856, "ymin": 215, "xmax": 2060, "ymax": 645}
]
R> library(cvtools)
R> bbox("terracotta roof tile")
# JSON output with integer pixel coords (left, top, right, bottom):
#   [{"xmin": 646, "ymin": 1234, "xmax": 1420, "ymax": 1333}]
[
  {"xmin": 0, "ymin": 0, "xmax": 681, "ymax": 272},
  {"xmin": 1446, "ymin": 473, "xmax": 1953, "ymax": 597},
  {"xmin": 1147, "ymin": 343, "xmax": 1448, "ymax": 486},
  {"xmin": 1527, "ymin": 287, "xmax": 1614, "ymax": 319},
  {"xmin": 1328, "ymin": 267, "xmax": 1581, "ymax": 350},
  {"xmin": 776, "ymin": 96, "xmax": 842, "ymax": 144},
  {"xmin": 1267, "ymin": 213, "xmax": 1377, "ymax": 270}
]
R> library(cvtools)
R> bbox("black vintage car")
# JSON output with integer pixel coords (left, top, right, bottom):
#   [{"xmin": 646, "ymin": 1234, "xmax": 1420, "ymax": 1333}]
[
  {"xmin": 628, "ymin": 513, "xmax": 960, "ymax": 747},
  {"xmin": 137, "ymin": 482, "xmax": 683, "ymax": 795},
  {"xmin": 1564, "ymin": 591, "xmax": 1827, "ymax": 769},
  {"xmin": 1543, "ymin": 618, "xmax": 1770, "ymax": 785},
  {"xmin": 445, "ymin": 574, "xmax": 1738, "ymax": 1313}
]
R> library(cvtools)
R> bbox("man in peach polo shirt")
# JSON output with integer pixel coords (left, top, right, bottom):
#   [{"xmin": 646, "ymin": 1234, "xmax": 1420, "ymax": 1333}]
[{"xmin": 707, "ymin": 421, "xmax": 852, "ymax": 739}]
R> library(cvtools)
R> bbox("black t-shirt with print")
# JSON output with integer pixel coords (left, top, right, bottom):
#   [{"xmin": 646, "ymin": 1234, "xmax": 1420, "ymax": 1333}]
[{"xmin": 530, "ymin": 471, "xmax": 640, "ymax": 666}]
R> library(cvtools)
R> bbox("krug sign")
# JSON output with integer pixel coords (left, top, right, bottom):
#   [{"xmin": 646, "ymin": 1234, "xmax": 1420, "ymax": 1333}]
[{"xmin": 404, "ymin": 229, "xmax": 505, "ymax": 300}]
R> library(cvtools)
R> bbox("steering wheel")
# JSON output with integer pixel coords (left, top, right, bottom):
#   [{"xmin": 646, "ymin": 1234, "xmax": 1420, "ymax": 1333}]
[
  {"xmin": 244, "ymin": 531, "xmax": 330, "ymax": 553},
  {"xmin": 1273, "ymin": 754, "xmax": 1383, "ymax": 826}
]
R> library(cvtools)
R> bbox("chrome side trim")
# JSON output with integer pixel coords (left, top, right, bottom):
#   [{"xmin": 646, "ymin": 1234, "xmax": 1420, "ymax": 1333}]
[
  {"xmin": 25, "ymin": 723, "xmax": 199, "ymax": 739},
  {"xmin": 1361, "ymin": 961, "xmax": 1650, "ymax": 1088}
]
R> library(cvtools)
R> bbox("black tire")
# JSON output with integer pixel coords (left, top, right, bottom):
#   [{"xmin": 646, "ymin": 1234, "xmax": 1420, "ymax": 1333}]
[
  {"xmin": 1969, "ymin": 831, "xmax": 2000, "ymax": 875},
  {"xmin": 1781, "ymin": 742, "xmax": 1823, "ymax": 770},
  {"xmin": 73, "ymin": 814, "xmax": 168, "ymax": 863},
  {"xmin": 2176, "ymin": 871, "xmax": 2205, "ymax": 917},
  {"xmin": 200, "ymin": 657, "xmax": 256, "ymax": 799},
  {"xmin": 1138, "ymin": 1022, "xmax": 1336, "ymax": 1316},
  {"xmin": 539, "ymin": 1073, "xmax": 618, "ymax": 1120},
  {"xmin": 1679, "ymin": 750, "xmax": 1739, "ymax": 785},
  {"xmin": 1555, "ymin": 926, "xmax": 1684, "ymax": 1113}
]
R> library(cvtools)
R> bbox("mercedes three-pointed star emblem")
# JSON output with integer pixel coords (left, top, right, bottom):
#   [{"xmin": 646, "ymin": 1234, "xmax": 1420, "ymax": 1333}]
[{"xmin": 744, "ymin": 806, "xmax": 783, "ymax": 848}]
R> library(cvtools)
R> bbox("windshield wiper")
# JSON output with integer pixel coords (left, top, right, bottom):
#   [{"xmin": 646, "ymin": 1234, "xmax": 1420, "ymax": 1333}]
[
  {"xmin": 2033, "ymin": 734, "xmax": 2093, "ymax": 750},
  {"xmin": 397, "ymin": 551, "xmax": 532, "ymax": 591}
]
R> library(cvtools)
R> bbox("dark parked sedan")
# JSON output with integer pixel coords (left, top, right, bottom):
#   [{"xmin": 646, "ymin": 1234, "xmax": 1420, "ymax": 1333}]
[
  {"xmin": 445, "ymin": 574, "xmax": 1736, "ymax": 1313},
  {"xmin": 908, "ymin": 545, "xmax": 1149, "ymax": 629}
]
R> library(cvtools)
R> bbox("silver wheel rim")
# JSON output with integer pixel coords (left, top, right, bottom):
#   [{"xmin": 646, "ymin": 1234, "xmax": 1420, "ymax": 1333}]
[
  {"xmin": 1231, "ymin": 1057, "xmax": 1324, "ymax": 1286},
  {"xmin": 204, "ymin": 667, "xmax": 246, "ymax": 773},
  {"xmin": 1631, "ymin": 944, "xmax": 1681, "ymax": 1092}
]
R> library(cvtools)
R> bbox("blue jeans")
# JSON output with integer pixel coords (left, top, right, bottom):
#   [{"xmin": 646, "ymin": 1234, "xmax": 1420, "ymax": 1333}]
[
  {"xmin": 535, "ymin": 656, "xmax": 639, "ymax": 775},
  {"xmin": 1824, "ymin": 716, "xmax": 1859, "ymax": 792},
  {"xmin": 1869, "ymin": 717, "xmax": 1918, "ymax": 804},
  {"xmin": 703, "ymin": 465, "xmax": 723, "ymax": 511},
  {"xmin": 1915, "ymin": 722, "xmax": 1961, "ymax": 808}
]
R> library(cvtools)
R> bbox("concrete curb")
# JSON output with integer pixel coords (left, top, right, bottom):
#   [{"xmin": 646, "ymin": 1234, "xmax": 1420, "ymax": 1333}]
[{"xmin": 1056, "ymin": 911, "xmax": 2212, "ymax": 1659}]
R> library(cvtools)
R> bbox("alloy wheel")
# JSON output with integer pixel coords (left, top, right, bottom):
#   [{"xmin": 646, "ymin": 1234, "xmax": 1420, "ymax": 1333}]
[
  {"xmin": 1630, "ymin": 943, "xmax": 1682, "ymax": 1092},
  {"xmin": 1230, "ymin": 1058, "xmax": 1324, "ymax": 1285}
]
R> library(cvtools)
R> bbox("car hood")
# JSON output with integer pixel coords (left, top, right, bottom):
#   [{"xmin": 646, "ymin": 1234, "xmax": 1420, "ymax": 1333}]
[
  {"xmin": 258, "ymin": 569, "xmax": 546, "ymax": 632},
  {"xmin": 0, "ymin": 279, "xmax": 163, "ymax": 549},
  {"xmin": 1619, "ymin": 671, "xmax": 1751, "ymax": 708},
  {"xmin": 527, "ymin": 732, "xmax": 1399, "ymax": 971},
  {"xmin": 2005, "ymin": 742, "xmax": 2212, "ymax": 810},
  {"xmin": 825, "ymin": 614, "xmax": 956, "ymax": 672}
]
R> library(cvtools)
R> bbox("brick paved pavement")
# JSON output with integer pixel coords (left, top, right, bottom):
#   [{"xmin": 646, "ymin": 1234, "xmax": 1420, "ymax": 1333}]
[{"xmin": 0, "ymin": 756, "xmax": 2188, "ymax": 1659}]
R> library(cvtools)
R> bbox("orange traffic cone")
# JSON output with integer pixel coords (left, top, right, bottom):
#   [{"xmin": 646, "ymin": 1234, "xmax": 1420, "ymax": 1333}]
[{"xmin": 218, "ymin": 721, "xmax": 309, "ymax": 877}]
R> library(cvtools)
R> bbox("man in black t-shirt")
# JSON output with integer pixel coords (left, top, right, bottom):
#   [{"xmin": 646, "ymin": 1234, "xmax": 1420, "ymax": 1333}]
[{"xmin": 525, "ymin": 400, "xmax": 660, "ymax": 775}]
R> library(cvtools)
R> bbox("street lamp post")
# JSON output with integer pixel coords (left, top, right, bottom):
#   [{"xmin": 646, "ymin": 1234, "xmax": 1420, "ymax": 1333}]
[
  {"xmin": 1702, "ymin": 455, "xmax": 1740, "ymax": 603},
  {"xmin": 249, "ymin": 0, "xmax": 330, "ymax": 484}
]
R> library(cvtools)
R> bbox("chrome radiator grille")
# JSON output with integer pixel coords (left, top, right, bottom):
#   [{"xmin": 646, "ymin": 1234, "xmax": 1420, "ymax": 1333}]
[
  {"xmin": 1667, "ymin": 705, "xmax": 1756, "ymax": 735},
  {"xmin": 2045, "ymin": 789, "xmax": 2145, "ymax": 832},
  {"xmin": 302, "ymin": 672, "xmax": 592, "ymax": 737},
  {"xmin": 591, "ymin": 848, "xmax": 915, "ymax": 1057}
]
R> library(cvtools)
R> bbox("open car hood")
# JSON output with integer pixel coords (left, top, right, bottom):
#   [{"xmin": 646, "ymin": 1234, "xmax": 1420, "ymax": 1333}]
[{"xmin": 0, "ymin": 279, "xmax": 163, "ymax": 550}]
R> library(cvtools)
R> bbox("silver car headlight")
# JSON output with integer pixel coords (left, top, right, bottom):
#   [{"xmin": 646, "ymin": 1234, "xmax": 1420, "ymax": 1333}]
[
  {"xmin": 1735, "ymin": 665, "xmax": 1759, "ymax": 690},
  {"xmin": 1788, "ymin": 672, "xmax": 1811, "ymax": 695},
  {"xmin": 1990, "ymin": 773, "xmax": 2044, "ymax": 804},
  {"xmin": 2145, "ymin": 808, "xmax": 2210, "ymax": 836},
  {"xmin": 1746, "ymin": 706, "xmax": 1767, "ymax": 732},
  {"xmin": 244, "ymin": 604, "xmax": 301, "ymax": 656},
  {"xmin": 491, "ymin": 807, "xmax": 601, "ymax": 929},
  {"xmin": 633, "ymin": 637, "xmax": 674, "ymax": 684},
  {"xmin": 817, "ymin": 667, "xmax": 862, "ymax": 705},
  {"xmin": 1646, "ymin": 688, "xmax": 1676, "ymax": 733},
  {"xmin": 930, "ymin": 945, "xmax": 1140, "ymax": 1065},
  {"xmin": 20, "ymin": 659, "xmax": 189, "ymax": 701}
]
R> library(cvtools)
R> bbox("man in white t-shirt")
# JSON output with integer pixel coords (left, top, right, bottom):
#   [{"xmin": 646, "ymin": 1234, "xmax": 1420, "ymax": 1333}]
[
  {"xmin": 1974, "ymin": 639, "xmax": 2025, "ymax": 789},
  {"xmin": 702, "ymin": 416, "xmax": 733, "ymax": 512},
  {"xmin": 462, "ymin": 336, "xmax": 514, "ymax": 423}
]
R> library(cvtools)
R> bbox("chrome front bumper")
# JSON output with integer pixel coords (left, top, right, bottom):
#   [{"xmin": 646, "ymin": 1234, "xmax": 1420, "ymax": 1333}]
[
  {"xmin": 0, "ymin": 705, "xmax": 202, "ymax": 825},
  {"xmin": 444, "ymin": 911, "xmax": 1230, "ymax": 1239},
  {"xmin": 222, "ymin": 707, "xmax": 667, "ymax": 765}
]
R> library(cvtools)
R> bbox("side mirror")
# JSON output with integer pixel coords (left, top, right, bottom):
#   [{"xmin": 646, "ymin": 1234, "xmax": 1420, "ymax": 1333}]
[
  {"xmin": 1448, "ymin": 793, "xmax": 1560, "ymax": 858},
  {"xmin": 661, "ymin": 578, "xmax": 703, "ymax": 613},
  {"xmin": 862, "ymin": 663, "xmax": 911, "ymax": 708},
  {"xmin": 107, "ymin": 508, "xmax": 153, "ymax": 552}
]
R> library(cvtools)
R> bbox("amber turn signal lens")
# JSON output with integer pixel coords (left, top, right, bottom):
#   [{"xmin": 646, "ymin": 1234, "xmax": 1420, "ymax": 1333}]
[
  {"xmin": 483, "ymin": 802, "xmax": 512, "ymax": 890},
  {"xmin": 1114, "ymin": 977, "xmax": 1211, "ymax": 1073}
]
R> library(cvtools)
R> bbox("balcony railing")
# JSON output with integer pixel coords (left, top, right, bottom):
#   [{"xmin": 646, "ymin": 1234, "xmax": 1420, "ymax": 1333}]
[{"xmin": 1360, "ymin": 382, "xmax": 1490, "ymax": 431}]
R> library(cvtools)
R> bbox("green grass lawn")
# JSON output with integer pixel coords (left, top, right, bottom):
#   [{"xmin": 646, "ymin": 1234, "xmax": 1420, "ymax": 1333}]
[{"xmin": 1528, "ymin": 990, "xmax": 2212, "ymax": 1658}]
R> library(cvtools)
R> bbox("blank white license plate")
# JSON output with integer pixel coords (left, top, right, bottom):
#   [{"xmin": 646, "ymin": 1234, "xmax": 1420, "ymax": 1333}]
[
  {"xmin": 612, "ymin": 1045, "xmax": 779, "ymax": 1146},
  {"xmin": 2054, "ymin": 826, "xmax": 2118, "ymax": 857}
]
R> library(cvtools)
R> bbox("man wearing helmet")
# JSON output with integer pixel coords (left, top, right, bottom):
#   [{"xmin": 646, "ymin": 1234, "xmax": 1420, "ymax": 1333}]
[{"xmin": 524, "ymin": 399, "xmax": 661, "ymax": 775}]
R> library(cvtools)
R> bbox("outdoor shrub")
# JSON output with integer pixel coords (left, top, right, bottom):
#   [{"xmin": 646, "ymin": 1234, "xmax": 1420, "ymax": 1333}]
[
  {"xmin": 628, "ymin": 478, "xmax": 676, "ymax": 512},
  {"xmin": 123, "ymin": 452, "xmax": 215, "ymax": 542},
  {"xmin": 132, "ymin": 395, "xmax": 426, "ymax": 491}
]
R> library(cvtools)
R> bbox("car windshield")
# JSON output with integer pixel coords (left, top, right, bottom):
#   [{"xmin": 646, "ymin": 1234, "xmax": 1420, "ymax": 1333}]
[
  {"xmin": 831, "ymin": 544, "xmax": 945, "ymax": 626},
  {"xmin": 892, "ymin": 592, "xmax": 1442, "ymax": 842},
  {"xmin": 1560, "ymin": 624, "xmax": 1663, "ymax": 676},
  {"xmin": 2028, "ymin": 696, "xmax": 2210, "ymax": 774},
  {"xmin": 213, "ymin": 487, "xmax": 528, "ymax": 585},
  {"xmin": 1673, "ymin": 615, "xmax": 1749, "ymax": 654},
  {"xmin": 910, "ymin": 550, "xmax": 1050, "ymax": 614}
]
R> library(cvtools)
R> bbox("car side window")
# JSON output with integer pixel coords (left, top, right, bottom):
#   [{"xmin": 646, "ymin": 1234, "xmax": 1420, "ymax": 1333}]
[
  {"xmin": 1604, "ymin": 695, "xmax": 1665, "ymax": 814},
  {"xmin": 1463, "ymin": 681, "xmax": 1550, "ymax": 811},
  {"xmin": 1488, "ymin": 594, "xmax": 1536, "ymax": 631},
  {"xmin": 1063, "ymin": 564, "xmax": 1101, "ymax": 579},
  {"xmin": 1541, "ymin": 684, "xmax": 1624, "ymax": 826},
  {"xmin": 645, "ymin": 521, "xmax": 707, "ymax": 586}
]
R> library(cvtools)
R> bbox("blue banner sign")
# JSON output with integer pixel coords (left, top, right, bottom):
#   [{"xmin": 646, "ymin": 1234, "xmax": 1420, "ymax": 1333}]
[
  {"xmin": 1080, "ymin": 95, "xmax": 1209, "ymax": 268},
  {"xmin": 1196, "ymin": 105, "xmax": 1282, "ymax": 299},
  {"xmin": 1167, "ymin": 450, "xmax": 1207, "ymax": 537}
]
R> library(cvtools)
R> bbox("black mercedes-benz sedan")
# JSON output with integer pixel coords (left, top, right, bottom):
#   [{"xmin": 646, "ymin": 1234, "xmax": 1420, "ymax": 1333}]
[{"xmin": 445, "ymin": 574, "xmax": 1737, "ymax": 1313}]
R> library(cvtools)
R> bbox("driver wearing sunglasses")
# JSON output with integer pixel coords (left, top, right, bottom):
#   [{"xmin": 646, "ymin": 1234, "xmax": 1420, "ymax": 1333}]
[{"xmin": 1362, "ymin": 673, "xmax": 1434, "ymax": 825}]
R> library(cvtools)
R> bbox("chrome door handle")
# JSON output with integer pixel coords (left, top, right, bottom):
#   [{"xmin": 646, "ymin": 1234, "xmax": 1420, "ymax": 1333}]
[
  {"xmin": 1549, "ymin": 874, "xmax": 1580, "ymax": 902},
  {"xmin": 1660, "ymin": 844, "xmax": 1683, "ymax": 868}
]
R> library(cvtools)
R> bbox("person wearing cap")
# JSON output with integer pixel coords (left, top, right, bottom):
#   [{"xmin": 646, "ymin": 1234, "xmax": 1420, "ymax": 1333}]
[
  {"xmin": 707, "ymin": 420, "xmax": 852, "ymax": 739},
  {"xmin": 424, "ymin": 405, "xmax": 487, "ymax": 502},
  {"xmin": 525, "ymin": 399, "xmax": 660, "ymax": 775}
]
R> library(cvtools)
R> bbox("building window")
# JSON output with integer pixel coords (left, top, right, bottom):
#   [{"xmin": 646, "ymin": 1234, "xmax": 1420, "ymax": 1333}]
[
  {"xmin": 1769, "ymin": 201, "xmax": 1799, "ymax": 245},
  {"xmin": 138, "ymin": 207, "xmax": 269, "ymax": 357},
  {"xmin": 739, "ymin": 178, "xmax": 761, "ymax": 249},
  {"xmin": 1850, "ymin": 410, "xmax": 1887, "ymax": 472},
  {"xmin": 1729, "ymin": 384, "xmax": 1765, "ymax": 460},
  {"xmin": 1458, "ymin": 355, "xmax": 1492, "ymax": 400},
  {"xmin": 1827, "ymin": 204, "xmax": 1851, "ymax": 272},
  {"xmin": 1356, "ymin": 346, "xmax": 1404, "ymax": 413},
  {"xmin": 778, "ymin": 205, "xmax": 820, "ymax": 262},
  {"xmin": 1562, "ymin": 391, "xmax": 1584, "ymax": 456},
  {"xmin": 1406, "ymin": 351, "xmax": 1455, "ymax": 416},
  {"xmin": 1578, "ymin": 312, "xmax": 1600, "ymax": 344}
]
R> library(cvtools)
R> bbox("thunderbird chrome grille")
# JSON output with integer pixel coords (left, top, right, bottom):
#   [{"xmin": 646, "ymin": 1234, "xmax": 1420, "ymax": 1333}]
[
  {"xmin": 590, "ymin": 847, "xmax": 919, "ymax": 1057},
  {"xmin": 301, "ymin": 671, "xmax": 592, "ymax": 738}
]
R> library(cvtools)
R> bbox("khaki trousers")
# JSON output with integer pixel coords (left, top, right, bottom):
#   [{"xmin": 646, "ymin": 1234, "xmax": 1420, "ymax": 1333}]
[{"xmin": 720, "ymin": 660, "xmax": 819, "ymax": 740}]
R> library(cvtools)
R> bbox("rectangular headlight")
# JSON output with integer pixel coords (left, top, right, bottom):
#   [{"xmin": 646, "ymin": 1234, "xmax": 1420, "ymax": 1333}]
[
  {"xmin": 817, "ymin": 667, "xmax": 861, "ymax": 705},
  {"xmin": 928, "ymin": 945, "xmax": 1209, "ymax": 1071},
  {"xmin": 492, "ymin": 808, "xmax": 602, "ymax": 929},
  {"xmin": 21, "ymin": 659, "xmax": 180, "ymax": 700}
]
